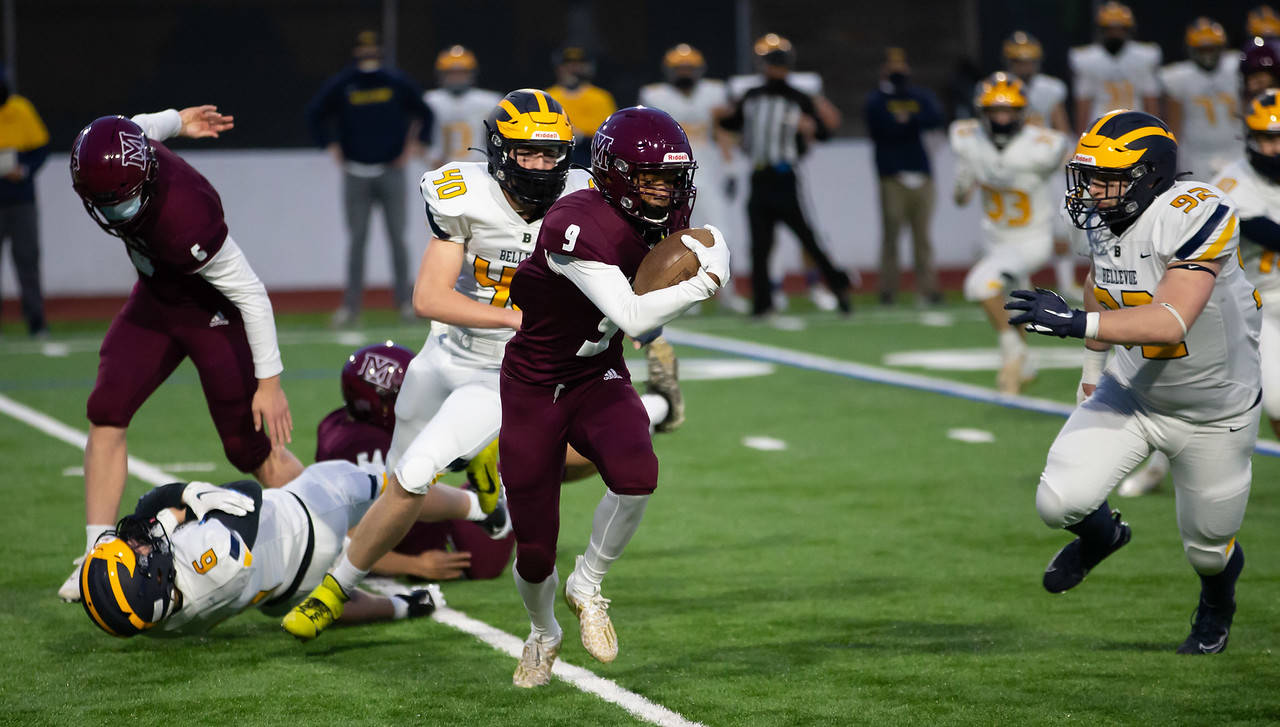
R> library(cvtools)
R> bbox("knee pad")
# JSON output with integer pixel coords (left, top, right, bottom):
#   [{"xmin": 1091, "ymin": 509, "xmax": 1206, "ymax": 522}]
[
  {"xmin": 86, "ymin": 387, "xmax": 133, "ymax": 428},
  {"xmin": 223, "ymin": 432, "xmax": 272, "ymax": 474},
  {"xmin": 514, "ymin": 546, "xmax": 555, "ymax": 583},
  {"xmin": 1035, "ymin": 476, "xmax": 1079, "ymax": 529},
  {"xmin": 963, "ymin": 266, "xmax": 1004, "ymax": 303},
  {"xmin": 1185, "ymin": 541, "xmax": 1230, "ymax": 576}
]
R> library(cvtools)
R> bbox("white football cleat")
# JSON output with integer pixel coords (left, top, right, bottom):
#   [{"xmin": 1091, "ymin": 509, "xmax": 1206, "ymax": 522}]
[
  {"xmin": 564, "ymin": 555, "xmax": 618, "ymax": 663},
  {"xmin": 513, "ymin": 632, "xmax": 562, "ymax": 688},
  {"xmin": 809, "ymin": 286, "xmax": 839, "ymax": 312},
  {"xmin": 58, "ymin": 556, "xmax": 86, "ymax": 602},
  {"xmin": 1116, "ymin": 452, "xmax": 1169, "ymax": 497}
]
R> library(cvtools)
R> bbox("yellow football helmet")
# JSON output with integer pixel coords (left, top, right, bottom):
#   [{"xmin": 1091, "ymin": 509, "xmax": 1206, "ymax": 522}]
[
  {"xmin": 974, "ymin": 72, "xmax": 1028, "ymax": 148},
  {"xmin": 1003, "ymin": 31, "xmax": 1043, "ymax": 63},
  {"xmin": 1096, "ymin": 2, "xmax": 1135, "ymax": 29},
  {"xmin": 663, "ymin": 43, "xmax": 706, "ymax": 87},
  {"xmin": 1066, "ymin": 110, "xmax": 1178, "ymax": 230},
  {"xmin": 483, "ymin": 89, "xmax": 574, "ymax": 213},
  {"xmin": 1249, "ymin": 5, "xmax": 1280, "ymax": 39},
  {"xmin": 436, "ymin": 45, "xmax": 478, "ymax": 72},
  {"xmin": 80, "ymin": 517, "xmax": 179, "ymax": 637},
  {"xmin": 1245, "ymin": 89, "xmax": 1280, "ymax": 181},
  {"xmin": 1186, "ymin": 18, "xmax": 1227, "ymax": 49},
  {"xmin": 754, "ymin": 33, "xmax": 794, "ymax": 66}
]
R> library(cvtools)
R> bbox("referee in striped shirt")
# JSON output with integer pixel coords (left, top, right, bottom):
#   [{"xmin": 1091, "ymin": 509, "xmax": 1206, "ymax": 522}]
[{"xmin": 720, "ymin": 34, "xmax": 850, "ymax": 316}]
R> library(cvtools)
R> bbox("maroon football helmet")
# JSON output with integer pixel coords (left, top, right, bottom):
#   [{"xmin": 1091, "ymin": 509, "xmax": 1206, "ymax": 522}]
[
  {"xmin": 70, "ymin": 116, "xmax": 159, "ymax": 235},
  {"xmin": 590, "ymin": 106, "xmax": 697, "ymax": 237},
  {"xmin": 341, "ymin": 341, "xmax": 414, "ymax": 432},
  {"xmin": 1241, "ymin": 37, "xmax": 1280, "ymax": 101}
]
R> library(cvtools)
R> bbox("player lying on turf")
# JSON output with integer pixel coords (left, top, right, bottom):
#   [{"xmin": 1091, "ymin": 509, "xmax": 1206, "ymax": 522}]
[
  {"xmin": 60, "ymin": 107, "xmax": 304, "ymax": 602},
  {"xmin": 501, "ymin": 107, "xmax": 729, "ymax": 686},
  {"xmin": 283, "ymin": 91, "xmax": 685, "ymax": 643},
  {"xmin": 1006, "ymin": 110, "xmax": 1259, "ymax": 654},
  {"xmin": 79, "ymin": 461, "xmax": 443, "ymax": 638}
]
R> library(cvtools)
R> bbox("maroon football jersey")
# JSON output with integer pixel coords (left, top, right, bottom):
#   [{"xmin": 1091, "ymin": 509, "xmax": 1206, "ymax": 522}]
[
  {"xmin": 503, "ymin": 189, "xmax": 651, "ymax": 388},
  {"xmin": 115, "ymin": 142, "xmax": 230, "ymax": 308},
  {"xmin": 315, "ymin": 408, "xmax": 391, "ymax": 466}
]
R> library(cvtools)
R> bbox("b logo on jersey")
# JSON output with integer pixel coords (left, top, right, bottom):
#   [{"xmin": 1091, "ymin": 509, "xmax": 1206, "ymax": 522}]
[
  {"xmin": 360, "ymin": 353, "xmax": 400, "ymax": 390},
  {"xmin": 119, "ymin": 131, "xmax": 149, "ymax": 170}
]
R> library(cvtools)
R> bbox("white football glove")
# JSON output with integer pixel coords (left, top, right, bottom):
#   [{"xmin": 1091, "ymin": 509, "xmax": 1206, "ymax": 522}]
[
  {"xmin": 681, "ymin": 224, "xmax": 731, "ymax": 291},
  {"xmin": 182, "ymin": 481, "xmax": 255, "ymax": 520}
]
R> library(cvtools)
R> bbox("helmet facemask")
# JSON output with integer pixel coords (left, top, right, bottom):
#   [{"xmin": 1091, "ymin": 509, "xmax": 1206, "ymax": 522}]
[
  {"xmin": 1065, "ymin": 163, "xmax": 1145, "ymax": 230},
  {"xmin": 981, "ymin": 106, "xmax": 1025, "ymax": 150},
  {"xmin": 485, "ymin": 124, "xmax": 573, "ymax": 216},
  {"xmin": 1248, "ymin": 129, "xmax": 1280, "ymax": 182}
]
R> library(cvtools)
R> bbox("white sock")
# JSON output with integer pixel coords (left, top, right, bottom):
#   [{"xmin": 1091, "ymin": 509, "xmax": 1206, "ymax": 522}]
[
  {"xmin": 390, "ymin": 594, "xmax": 409, "ymax": 620},
  {"xmin": 463, "ymin": 490, "xmax": 484, "ymax": 521},
  {"xmin": 86, "ymin": 524, "xmax": 113, "ymax": 552},
  {"xmin": 514, "ymin": 563, "xmax": 562, "ymax": 642},
  {"xmin": 998, "ymin": 328, "xmax": 1026, "ymax": 359},
  {"xmin": 330, "ymin": 553, "xmax": 369, "ymax": 596},
  {"xmin": 575, "ymin": 491, "xmax": 650, "ymax": 595},
  {"xmin": 1054, "ymin": 256, "xmax": 1076, "ymax": 289},
  {"xmin": 640, "ymin": 394, "xmax": 669, "ymax": 431}
]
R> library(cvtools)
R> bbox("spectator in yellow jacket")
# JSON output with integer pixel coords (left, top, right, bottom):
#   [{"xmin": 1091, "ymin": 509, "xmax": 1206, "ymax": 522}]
[
  {"xmin": 547, "ymin": 47, "xmax": 617, "ymax": 166},
  {"xmin": 0, "ymin": 64, "xmax": 49, "ymax": 337}
]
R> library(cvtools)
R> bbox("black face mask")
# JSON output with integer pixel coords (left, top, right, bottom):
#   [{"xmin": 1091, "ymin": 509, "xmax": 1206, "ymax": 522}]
[
  {"xmin": 1102, "ymin": 37, "xmax": 1125, "ymax": 55},
  {"xmin": 673, "ymin": 76, "xmax": 696, "ymax": 91},
  {"xmin": 888, "ymin": 72, "xmax": 909, "ymax": 91},
  {"xmin": 989, "ymin": 120, "xmax": 1020, "ymax": 148}
]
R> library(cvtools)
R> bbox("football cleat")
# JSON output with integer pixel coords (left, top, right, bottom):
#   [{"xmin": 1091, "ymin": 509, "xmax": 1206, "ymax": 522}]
[
  {"xmin": 644, "ymin": 336, "xmax": 684, "ymax": 432},
  {"xmin": 466, "ymin": 438, "xmax": 501, "ymax": 515},
  {"xmin": 1043, "ymin": 512, "xmax": 1131, "ymax": 593},
  {"xmin": 58, "ymin": 555, "xmax": 87, "ymax": 602},
  {"xmin": 394, "ymin": 585, "xmax": 443, "ymax": 619},
  {"xmin": 809, "ymin": 286, "xmax": 839, "ymax": 312},
  {"xmin": 1176, "ymin": 597, "xmax": 1235, "ymax": 655},
  {"xmin": 564, "ymin": 555, "xmax": 618, "ymax": 663},
  {"xmin": 478, "ymin": 495, "xmax": 512, "ymax": 540},
  {"xmin": 996, "ymin": 351, "xmax": 1028, "ymax": 394},
  {"xmin": 281, "ymin": 574, "xmax": 349, "ymax": 641},
  {"xmin": 513, "ymin": 632, "xmax": 563, "ymax": 688}
]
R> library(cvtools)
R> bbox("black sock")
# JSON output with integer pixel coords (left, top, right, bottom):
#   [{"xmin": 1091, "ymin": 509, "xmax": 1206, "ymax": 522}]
[
  {"xmin": 1066, "ymin": 501, "xmax": 1118, "ymax": 566},
  {"xmin": 1199, "ymin": 542, "xmax": 1244, "ymax": 609}
]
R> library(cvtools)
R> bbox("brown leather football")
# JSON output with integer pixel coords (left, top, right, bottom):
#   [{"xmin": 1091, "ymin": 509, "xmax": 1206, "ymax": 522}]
[{"xmin": 632, "ymin": 227, "xmax": 718, "ymax": 294}]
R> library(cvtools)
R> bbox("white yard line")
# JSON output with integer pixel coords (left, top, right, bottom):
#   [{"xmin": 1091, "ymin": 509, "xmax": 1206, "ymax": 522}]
[{"xmin": 0, "ymin": 390, "xmax": 703, "ymax": 727}]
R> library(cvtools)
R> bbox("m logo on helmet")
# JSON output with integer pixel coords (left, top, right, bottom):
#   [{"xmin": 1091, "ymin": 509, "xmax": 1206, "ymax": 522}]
[
  {"xmin": 360, "ymin": 353, "xmax": 400, "ymax": 390},
  {"xmin": 119, "ymin": 131, "xmax": 149, "ymax": 170},
  {"xmin": 592, "ymin": 132, "xmax": 615, "ymax": 169}
]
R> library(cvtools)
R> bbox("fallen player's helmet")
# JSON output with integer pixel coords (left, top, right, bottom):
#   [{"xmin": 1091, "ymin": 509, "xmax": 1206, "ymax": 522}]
[
  {"xmin": 1065, "ymin": 110, "xmax": 1178, "ymax": 231},
  {"xmin": 483, "ymin": 89, "xmax": 574, "ymax": 217},
  {"xmin": 590, "ymin": 106, "xmax": 697, "ymax": 237},
  {"xmin": 81, "ymin": 515, "xmax": 177, "ymax": 637},
  {"xmin": 70, "ymin": 115, "xmax": 158, "ymax": 235},
  {"xmin": 341, "ymin": 341, "xmax": 414, "ymax": 432}
]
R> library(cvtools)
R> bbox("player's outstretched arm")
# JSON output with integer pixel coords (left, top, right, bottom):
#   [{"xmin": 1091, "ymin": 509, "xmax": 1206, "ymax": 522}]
[{"xmin": 178, "ymin": 105, "xmax": 234, "ymax": 139}]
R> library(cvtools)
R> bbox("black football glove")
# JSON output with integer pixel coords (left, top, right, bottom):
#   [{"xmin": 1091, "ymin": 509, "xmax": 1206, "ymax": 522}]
[{"xmin": 1004, "ymin": 288, "xmax": 1088, "ymax": 338}]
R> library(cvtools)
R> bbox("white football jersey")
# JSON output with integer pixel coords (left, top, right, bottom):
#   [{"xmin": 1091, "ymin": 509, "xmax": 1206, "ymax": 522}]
[
  {"xmin": 424, "ymin": 87, "xmax": 503, "ymax": 164},
  {"xmin": 1069, "ymin": 42, "xmax": 1162, "ymax": 122},
  {"xmin": 638, "ymin": 80, "xmax": 730, "ymax": 161},
  {"xmin": 1213, "ymin": 158, "xmax": 1280, "ymax": 298},
  {"xmin": 156, "ymin": 462, "xmax": 375, "ymax": 636},
  {"xmin": 950, "ymin": 118, "xmax": 1070, "ymax": 246},
  {"xmin": 1023, "ymin": 74, "xmax": 1068, "ymax": 129},
  {"xmin": 1082, "ymin": 180, "xmax": 1261, "ymax": 419},
  {"xmin": 1159, "ymin": 55, "xmax": 1240, "ymax": 178},
  {"xmin": 420, "ymin": 162, "xmax": 594, "ymax": 358}
]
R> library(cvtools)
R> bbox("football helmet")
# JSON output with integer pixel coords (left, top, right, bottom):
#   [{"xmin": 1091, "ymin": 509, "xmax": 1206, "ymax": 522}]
[
  {"xmin": 1249, "ymin": 5, "xmax": 1280, "ymax": 39},
  {"xmin": 974, "ymin": 72, "xmax": 1028, "ymax": 149},
  {"xmin": 753, "ymin": 33, "xmax": 794, "ymax": 67},
  {"xmin": 1186, "ymin": 18, "xmax": 1227, "ymax": 71},
  {"xmin": 1245, "ymin": 89, "xmax": 1280, "ymax": 182},
  {"xmin": 662, "ymin": 43, "xmax": 706, "ymax": 88},
  {"xmin": 436, "ymin": 45, "xmax": 478, "ymax": 92},
  {"xmin": 80, "ymin": 515, "xmax": 178, "ymax": 637},
  {"xmin": 1242, "ymin": 37, "xmax": 1280, "ymax": 100},
  {"xmin": 1065, "ymin": 110, "xmax": 1178, "ymax": 231},
  {"xmin": 1003, "ymin": 31, "xmax": 1043, "ymax": 64},
  {"xmin": 590, "ymin": 106, "xmax": 697, "ymax": 237},
  {"xmin": 1096, "ymin": 2, "xmax": 1135, "ymax": 29},
  {"xmin": 70, "ymin": 115, "xmax": 158, "ymax": 235},
  {"xmin": 483, "ymin": 88, "xmax": 574, "ymax": 216},
  {"xmin": 341, "ymin": 341, "xmax": 414, "ymax": 432}
]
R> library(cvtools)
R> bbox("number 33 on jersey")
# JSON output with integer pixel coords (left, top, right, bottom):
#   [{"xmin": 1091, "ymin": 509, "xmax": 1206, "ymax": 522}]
[{"xmin": 420, "ymin": 161, "xmax": 595, "ymax": 310}]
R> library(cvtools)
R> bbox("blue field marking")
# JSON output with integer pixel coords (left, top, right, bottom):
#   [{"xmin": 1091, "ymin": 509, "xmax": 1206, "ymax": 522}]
[{"xmin": 664, "ymin": 327, "xmax": 1280, "ymax": 458}]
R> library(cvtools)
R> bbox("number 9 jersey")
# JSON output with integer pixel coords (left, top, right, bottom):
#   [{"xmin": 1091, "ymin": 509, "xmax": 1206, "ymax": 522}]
[
  {"xmin": 1083, "ymin": 180, "xmax": 1261, "ymax": 420},
  {"xmin": 420, "ymin": 161, "xmax": 594, "ymax": 364}
]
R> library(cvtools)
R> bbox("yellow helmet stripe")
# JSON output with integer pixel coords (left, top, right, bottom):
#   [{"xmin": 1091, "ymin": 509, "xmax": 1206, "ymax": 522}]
[
  {"xmin": 532, "ymin": 89, "xmax": 550, "ymax": 114},
  {"xmin": 1112, "ymin": 125, "xmax": 1176, "ymax": 147},
  {"xmin": 107, "ymin": 563, "xmax": 151, "ymax": 631},
  {"xmin": 82, "ymin": 561, "xmax": 120, "ymax": 636},
  {"xmin": 1084, "ymin": 110, "xmax": 1128, "ymax": 138},
  {"xmin": 498, "ymin": 99, "xmax": 521, "ymax": 121}
]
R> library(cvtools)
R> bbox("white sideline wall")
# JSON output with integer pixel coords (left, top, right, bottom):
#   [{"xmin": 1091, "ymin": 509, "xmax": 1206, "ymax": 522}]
[{"xmin": 7, "ymin": 139, "xmax": 986, "ymax": 298}]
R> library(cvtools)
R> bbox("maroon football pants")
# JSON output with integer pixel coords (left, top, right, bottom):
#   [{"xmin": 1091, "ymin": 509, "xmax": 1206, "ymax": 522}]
[
  {"xmin": 499, "ymin": 370, "xmax": 658, "ymax": 584},
  {"xmin": 86, "ymin": 285, "xmax": 271, "ymax": 473}
]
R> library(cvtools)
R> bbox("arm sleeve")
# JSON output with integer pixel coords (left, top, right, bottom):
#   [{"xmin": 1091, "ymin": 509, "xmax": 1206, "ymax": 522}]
[
  {"xmin": 1239, "ymin": 217, "xmax": 1280, "ymax": 253},
  {"xmin": 202, "ymin": 481, "xmax": 263, "ymax": 548},
  {"xmin": 133, "ymin": 482, "xmax": 192, "ymax": 522},
  {"xmin": 130, "ymin": 109, "xmax": 183, "ymax": 142},
  {"xmin": 196, "ymin": 237, "xmax": 284, "ymax": 379},
  {"xmin": 546, "ymin": 254, "xmax": 713, "ymax": 338}
]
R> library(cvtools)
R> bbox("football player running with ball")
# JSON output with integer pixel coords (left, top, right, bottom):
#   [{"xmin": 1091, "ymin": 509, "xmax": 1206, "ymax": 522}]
[
  {"xmin": 500, "ymin": 107, "xmax": 728, "ymax": 687},
  {"xmin": 951, "ymin": 73, "xmax": 1069, "ymax": 393},
  {"xmin": 1006, "ymin": 110, "xmax": 1261, "ymax": 654},
  {"xmin": 61, "ymin": 108, "xmax": 304, "ymax": 602}
]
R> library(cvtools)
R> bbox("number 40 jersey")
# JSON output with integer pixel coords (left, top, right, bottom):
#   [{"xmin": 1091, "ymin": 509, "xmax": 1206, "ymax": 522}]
[
  {"xmin": 1082, "ymin": 180, "xmax": 1261, "ymax": 420},
  {"xmin": 420, "ymin": 162, "xmax": 594, "ymax": 363},
  {"xmin": 949, "ymin": 119, "xmax": 1069, "ymax": 247}
]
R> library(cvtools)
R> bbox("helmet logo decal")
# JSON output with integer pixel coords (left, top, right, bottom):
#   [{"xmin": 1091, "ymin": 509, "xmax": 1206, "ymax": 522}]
[
  {"xmin": 663, "ymin": 152, "xmax": 690, "ymax": 162},
  {"xmin": 530, "ymin": 130, "xmax": 561, "ymax": 140},
  {"xmin": 1073, "ymin": 153, "xmax": 1096, "ymax": 164},
  {"xmin": 360, "ymin": 353, "xmax": 400, "ymax": 389},
  {"xmin": 118, "ymin": 131, "xmax": 149, "ymax": 169},
  {"xmin": 592, "ymin": 131, "xmax": 615, "ymax": 169}
]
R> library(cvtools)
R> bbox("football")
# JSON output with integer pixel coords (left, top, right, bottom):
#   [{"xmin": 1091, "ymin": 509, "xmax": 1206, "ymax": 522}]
[{"xmin": 632, "ymin": 227, "xmax": 719, "ymax": 294}]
